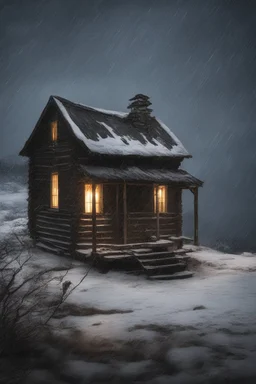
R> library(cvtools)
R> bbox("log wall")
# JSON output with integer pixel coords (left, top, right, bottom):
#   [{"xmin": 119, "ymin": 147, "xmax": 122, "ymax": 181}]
[
  {"xmin": 77, "ymin": 214, "xmax": 116, "ymax": 248},
  {"xmin": 28, "ymin": 110, "xmax": 81, "ymax": 253}
]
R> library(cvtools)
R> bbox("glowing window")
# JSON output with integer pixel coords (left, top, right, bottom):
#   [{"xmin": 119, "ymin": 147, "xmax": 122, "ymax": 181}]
[
  {"xmin": 51, "ymin": 121, "xmax": 58, "ymax": 141},
  {"xmin": 51, "ymin": 173, "xmax": 59, "ymax": 208},
  {"xmin": 154, "ymin": 185, "xmax": 167, "ymax": 213},
  {"xmin": 85, "ymin": 184, "xmax": 103, "ymax": 214}
]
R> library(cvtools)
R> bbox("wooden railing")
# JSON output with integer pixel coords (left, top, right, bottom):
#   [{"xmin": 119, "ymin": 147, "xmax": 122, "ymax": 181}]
[{"xmin": 127, "ymin": 212, "xmax": 181, "ymax": 243}]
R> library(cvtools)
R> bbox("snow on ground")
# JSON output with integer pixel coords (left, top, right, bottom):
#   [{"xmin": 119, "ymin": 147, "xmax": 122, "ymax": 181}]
[
  {"xmin": 0, "ymin": 181, "xmax": 27, "ymax": 239},
  {"xmin": 186, "ymin": 244, "xmax": 256, "ymax": 273},
  {"xmin": 33, "ymin": 249, "xmax": 256, "ymax": 343},
  {"xmin": 25, "ymin": 247, "xmax": 256, "ymax": 383},
  {"xmin": 1, "ymin": 181, "xmax": 256, "ymax": 383}
]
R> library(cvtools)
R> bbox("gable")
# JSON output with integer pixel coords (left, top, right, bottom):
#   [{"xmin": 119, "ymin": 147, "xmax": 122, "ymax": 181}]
[{"xmin": 19, "ymin": 98, "xmax": 84, "ymax": 156}]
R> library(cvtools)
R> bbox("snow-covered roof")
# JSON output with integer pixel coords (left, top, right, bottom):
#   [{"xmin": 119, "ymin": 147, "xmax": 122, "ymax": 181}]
[
  {"xmin": 80, "ymin": 165, "xmax": 203, "ymax": 186},
  {"xmin": 53, "ymin": 96, "xmax": 191, "ymax": 158}
]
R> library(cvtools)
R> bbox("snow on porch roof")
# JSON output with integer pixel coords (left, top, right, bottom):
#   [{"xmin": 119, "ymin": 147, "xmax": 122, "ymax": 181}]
[
  {"xmin": 80, "ymin": 165, "xmax": 203, "ymax": 186},
  {"xmin": 53, "ymin": 96, "xmax": 191, "ymax": 158}
]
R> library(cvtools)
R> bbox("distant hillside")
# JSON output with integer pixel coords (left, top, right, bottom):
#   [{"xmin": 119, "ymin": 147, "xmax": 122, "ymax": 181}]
[{"xmin": 0, "ymin": 154, "xmax": 27, "ymax": 184}]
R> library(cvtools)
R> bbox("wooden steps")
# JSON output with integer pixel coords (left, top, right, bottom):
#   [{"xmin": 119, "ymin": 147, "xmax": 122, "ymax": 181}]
[
  {"xmin": 139, "ymin": 257, "xmax": 180, "ymax": 265},
  {"xmin": 133, "ymin": 245, "xmax": 193, "ymax": 279},
  {"xmin": 131, "ymin": 248, "xmax": 152, "ymax": 254},
  {"xmin": 87, "ymin": 241, "xmax": 194, "ymax": 280},
  {"xmin": 133, "ymin": 251, "xmax": 175, "ymax": 259},
  {"xmin": 103, "ymin": 254, "xmax": 133, "ymax": 261}
]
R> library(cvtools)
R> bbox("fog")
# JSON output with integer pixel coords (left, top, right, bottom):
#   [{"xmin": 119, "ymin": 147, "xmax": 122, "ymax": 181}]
[{"xmin": 1, "ymin": 0, "xmax": 255, "ymax": 252}]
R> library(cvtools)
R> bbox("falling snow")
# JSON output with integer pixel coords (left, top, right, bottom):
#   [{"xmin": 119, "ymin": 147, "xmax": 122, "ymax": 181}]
[{"xmin": 1, "ymin": 1, "xmax": 256, "ymax": 382}]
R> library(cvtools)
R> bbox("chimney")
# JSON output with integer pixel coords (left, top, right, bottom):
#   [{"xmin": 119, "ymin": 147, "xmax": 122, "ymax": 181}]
[{"xmin": 127, "ymin": 94, "xmax": 153, "ymax": 127}]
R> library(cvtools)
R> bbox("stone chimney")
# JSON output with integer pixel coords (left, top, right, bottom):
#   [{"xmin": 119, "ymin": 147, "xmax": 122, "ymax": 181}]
[{"xmin": 127, "ymin": 94, "xmax": 153, "ymax": 127}]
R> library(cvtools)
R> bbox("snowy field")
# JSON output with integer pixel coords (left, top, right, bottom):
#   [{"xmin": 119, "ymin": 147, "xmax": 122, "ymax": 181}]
[
  {"xmin": 0, "ymin": 181, "xmax": 27, "ymax": 239},
  {"xmin": 1, "ymin": 181, "xmax": 256, "ymax": 383}
]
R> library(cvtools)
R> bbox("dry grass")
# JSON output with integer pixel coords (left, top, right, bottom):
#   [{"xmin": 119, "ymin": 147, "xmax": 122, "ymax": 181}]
[
  {"xmin": 128, "ymin": 323, "xmax": 196, "ymax": 335},
  {"xmin": 48, "ymin": 301, "xmax": 133, "ymax": 319},
  {"xmin": 44, "ymin": 329, "xmax": 123, "ymax": 360}
]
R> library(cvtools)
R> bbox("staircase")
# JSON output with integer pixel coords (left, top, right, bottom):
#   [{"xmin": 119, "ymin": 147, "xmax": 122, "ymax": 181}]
[
  {"xmin": 90, "ymin": 240, "xmax": 194, "ymax": 280},
  {"xmin": 132, "ymin": 247, "xmax": 193, "ymax": 280}
]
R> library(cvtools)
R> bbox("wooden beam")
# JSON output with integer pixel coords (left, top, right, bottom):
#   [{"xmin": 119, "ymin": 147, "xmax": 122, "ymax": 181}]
[
  {"xmin": 155, "ymin": 185, "xmax": 160, "ymax": 240},
  {"xmin": 194, "ymin": 187, "xmax": 199, "ymax": 246},
  {"xmin": 123, "ymin": 183, "xmax": 127, "ymax": 244},
  {"xmin": 115, "ymin": 184, "xmax": 120, "ymax": 243},
  {"xmin": 92, "ymin": 183, "xmax": 97, "ymax": 254}
]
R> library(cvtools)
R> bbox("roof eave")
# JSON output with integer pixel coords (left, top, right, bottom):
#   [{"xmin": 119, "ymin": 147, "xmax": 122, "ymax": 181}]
[{"xmin": 84, "ymin": 150, "xmax": 192, "ymax": 160}]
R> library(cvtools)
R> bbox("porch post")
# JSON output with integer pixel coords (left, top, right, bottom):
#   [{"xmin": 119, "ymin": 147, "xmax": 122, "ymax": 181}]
[
  {"xmin": 115, "ymin": 184, "xmax": 120, "ymax": 243},
  {"xmin": 123, "ymin": 182, "xmax": 127, "ymax": 244},
  {"xmin": 194, "ymin": 187, "xmax": 199, "ymax": 246},
  {"xmin": 92, "ymin": 182, "xmax": 97, "ymax": 254},
  {"xmin": 155, "ymin": 185, "xmax": 160, "ymax": 240}
]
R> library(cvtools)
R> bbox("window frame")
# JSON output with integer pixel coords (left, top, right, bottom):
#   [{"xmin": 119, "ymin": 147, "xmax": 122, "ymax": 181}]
[
  {"xmin": 154, "ymin": 185, "xmax": 168, "ymax": 213},
  {"xmin": 84, "ymin": 183, "xmax": 103, "ymax": 214},
  {"xmin": 51, "ymin": 120, "xmax": 58, "ymax": 142},
  {"xmin": 50, "ymin": 172, "xmax": 59, "ymax": 209}
]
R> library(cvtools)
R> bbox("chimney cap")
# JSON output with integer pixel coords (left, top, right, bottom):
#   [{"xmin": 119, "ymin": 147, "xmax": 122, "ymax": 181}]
[{"xmin": 129, "ymin": 93, "xmax": 150, "ymax": 101}]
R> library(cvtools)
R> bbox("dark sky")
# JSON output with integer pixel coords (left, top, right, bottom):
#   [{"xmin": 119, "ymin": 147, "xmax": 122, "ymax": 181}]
[{"xmin": 1, "ymin": 0, "xmax": 256, "ymax": 251}]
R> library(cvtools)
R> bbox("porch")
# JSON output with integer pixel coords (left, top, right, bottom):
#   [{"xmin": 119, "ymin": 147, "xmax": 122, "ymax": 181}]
[{"xmin": 76, "ymin": 180, "xmax": 199, "ymax": 254}]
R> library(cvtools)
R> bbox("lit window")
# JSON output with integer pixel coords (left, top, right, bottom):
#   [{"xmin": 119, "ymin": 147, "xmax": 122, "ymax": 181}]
[
  {"xmin": 85, "ymin": 184, "xmax": 103, "ymax": 214},
  {"xmin": 51, "ymin": 173, "xmax": 59, "ymax": 208},
  {"xmin": 154, "ymin": 185, "xmax": 167, "ymax": 213},
  {"xmin": 51, "ymin": 121, "xmax": 58, "ymax": 141}
]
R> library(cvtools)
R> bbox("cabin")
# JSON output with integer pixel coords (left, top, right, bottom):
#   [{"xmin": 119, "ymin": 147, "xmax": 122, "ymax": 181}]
[{"xmin": 20, "ymin": 94, "xmax": 203, "ymax": 279}]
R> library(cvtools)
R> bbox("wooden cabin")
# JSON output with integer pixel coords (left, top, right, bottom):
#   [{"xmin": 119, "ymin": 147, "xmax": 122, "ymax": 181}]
[{"xmin": 19, "ymin": 94, "xmax": 203, "ymax": 258}]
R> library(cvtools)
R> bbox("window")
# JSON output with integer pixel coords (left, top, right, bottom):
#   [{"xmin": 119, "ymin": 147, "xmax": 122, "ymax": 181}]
[
  {"xmin": 154, "ymin": 185, "xmax": 167, "ymax": 213},
  {"xmin": 51, "ymin": 121, "xmax": 58, "ymax": 141},
  {"xmin": 85, "ymin": 184, "xmax": 103, "ymax": 214},
  {"xmin": 51, "ymin": 173, "xmax": 59, "ymax": 208}
]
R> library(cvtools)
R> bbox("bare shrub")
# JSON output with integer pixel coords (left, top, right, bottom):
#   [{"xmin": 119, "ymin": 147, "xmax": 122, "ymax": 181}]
[
  {"xmin": 0, "ymin": 235, "xmax": 72, "ymax": 382},
  {"xmin": 0, "ymin": 234, "xmax": 95, "ymax": 383}
]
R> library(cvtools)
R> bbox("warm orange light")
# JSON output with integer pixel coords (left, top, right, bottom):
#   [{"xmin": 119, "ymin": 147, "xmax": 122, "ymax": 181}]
[
  {"xmin": 85, "ymin": 184, "xmax": 103, "ymax": 213},
  {"xmin": 51, "ymin": 121, "xmax": 58, "ymax": 141},
  {"xmin": 154, "ymin": 185, "xmax": 167, "ymax": 213},
  {"xmin": 51, "ymin": 173, "xmax": 59, "ymax": 208}
]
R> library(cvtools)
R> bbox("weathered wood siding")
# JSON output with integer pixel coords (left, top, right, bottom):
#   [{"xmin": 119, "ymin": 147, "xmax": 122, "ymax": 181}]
[
  {"xmin": 77, "ymin": 214, "xmax": 116, "ymax": 247},
  {"xmin": 35, "ymin": 208, "xmax": 72, "ymax": 253},
  {"xmin": 28, "ymin": 109, "xmax": 81, "ymax": 253}
]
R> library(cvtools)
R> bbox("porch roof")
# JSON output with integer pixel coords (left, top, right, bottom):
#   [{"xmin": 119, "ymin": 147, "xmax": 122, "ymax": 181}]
[{"xmin": 80, "ymin": 165, "xmax": 203, "ymax": 187}]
